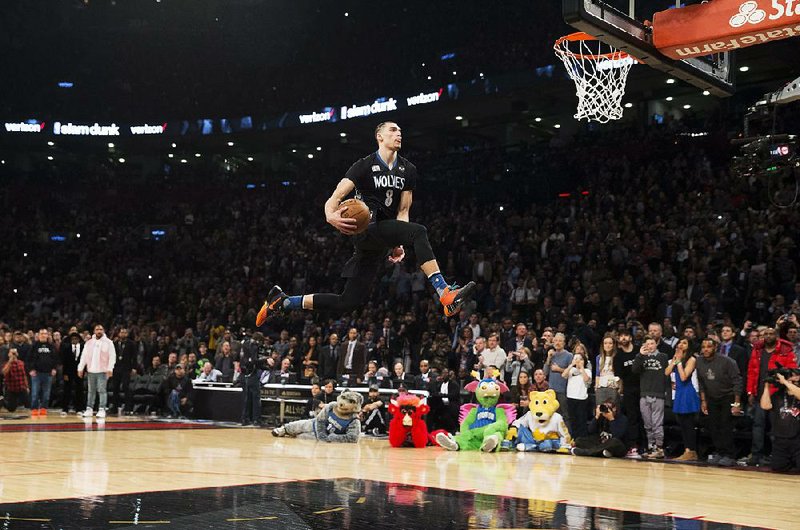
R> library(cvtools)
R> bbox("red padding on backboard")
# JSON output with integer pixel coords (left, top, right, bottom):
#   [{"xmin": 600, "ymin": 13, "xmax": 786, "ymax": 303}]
[{"xmin": 653, "ymin": 0, "xmax": 800, "ymax": 59}]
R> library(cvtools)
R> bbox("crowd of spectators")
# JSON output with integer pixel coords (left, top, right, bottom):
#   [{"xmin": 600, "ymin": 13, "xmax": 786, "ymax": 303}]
[{"xmin": 1, "ymin": 119, "xmax": 799, "ymax": 469}]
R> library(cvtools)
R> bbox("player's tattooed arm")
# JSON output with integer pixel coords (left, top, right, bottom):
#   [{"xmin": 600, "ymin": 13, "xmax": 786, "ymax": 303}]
[
  {"xmin": 396, "ymin": 190, "xmax": 412, "ymax": 222},
  {"xmin": 325, "ymin": 178, "xmax": 357, "ymax": 235}
]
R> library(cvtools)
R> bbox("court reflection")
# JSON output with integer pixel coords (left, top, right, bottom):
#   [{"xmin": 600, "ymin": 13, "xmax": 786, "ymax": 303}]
[{"xmin": 0, "ymin": 479, "xmax": 758, "ymax": 529}]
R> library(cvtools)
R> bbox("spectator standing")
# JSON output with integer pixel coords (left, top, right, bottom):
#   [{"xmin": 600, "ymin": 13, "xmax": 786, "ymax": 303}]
[
  {"xmin": 595, "ymin": 333, "xmax": 620, "ymax": 406},
  {"xmin": 563, "ymin": 349, "xmax": 592, "ymax": 438},
  {"xmin": 544, "ymin": 332, "xmax": 573, "ymax": 425},
  {"xmin": 337, "ymin": 328, "xmax": 366, "ymax": 384},
  {"xmin": 614, "ymin": 329, "xmax": 644, "ymax": 458},
  {"xmin": 318, "ymin": 333, "xmax": 340, "ymax": 382},
  {"xmin": 29, "ymin": 329, "xmax": 58, "ymax": 416},
  {"xmin": 696, "ymin": 337, "xmax": 743, "ymax": 467},
  {"xmin": 78, "ymin": 324, "xmax": 116, "ymax": 419},
  {"xmin": 61, "ymin": 331, "xmax": 84, "ymax": 415},
  {"xmin": 745, "ymin": 327, "xmax": 797, "ymax": 466},
  {"xmin": 2, "ymin": 348, "xmax": 29, "ymax": 413},
  {"xmin": 665, "ymin": 338, "xmax": 700, "ymax": 461},
  {"xmin": 111, "ymin": 328, "xmax": 137, "ymax": 415},
  {"xmin": 633, "ymin": 337, "xmax": 669, "ymax": 459},
  {"xmin": 479, "ymin": 333, "xmax": 506, "ymax": 377}
]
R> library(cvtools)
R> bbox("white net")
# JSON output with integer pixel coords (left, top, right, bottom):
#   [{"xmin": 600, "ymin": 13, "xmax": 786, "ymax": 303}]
[{"xmin": 554, "ymin": 34, "xmax": 635, "ymax": 124}]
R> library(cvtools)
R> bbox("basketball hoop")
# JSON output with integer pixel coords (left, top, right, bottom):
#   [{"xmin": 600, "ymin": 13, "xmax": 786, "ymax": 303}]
[{"xmin": 554, "ymin": 32, "xmax": 637, "ymax": 124}]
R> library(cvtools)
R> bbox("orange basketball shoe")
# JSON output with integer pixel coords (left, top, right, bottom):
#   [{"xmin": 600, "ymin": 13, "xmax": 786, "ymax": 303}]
[
  {"xmin": 440, "ymin": 281, "xmax": 476, "ymax": 317},
  {"xmin": 255, "ymin": 285, "xmax": 287, "ymax": 327}
]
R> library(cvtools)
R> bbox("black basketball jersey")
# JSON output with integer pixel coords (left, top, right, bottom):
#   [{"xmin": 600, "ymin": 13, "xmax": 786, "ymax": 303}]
[{"xmin": 344, "ymin": 151, "xmax": 417, "ymax": 222}]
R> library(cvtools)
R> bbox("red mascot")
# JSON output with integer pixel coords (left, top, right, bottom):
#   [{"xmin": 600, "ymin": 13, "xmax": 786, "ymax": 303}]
[{"xmin": 388, "ymin": 393, "xmax": 430, "ymax": 448}]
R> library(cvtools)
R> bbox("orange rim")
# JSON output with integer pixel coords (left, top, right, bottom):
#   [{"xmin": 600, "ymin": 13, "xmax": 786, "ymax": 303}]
[{"xmin": 554, "ymin": 32, "xmax": 639, "ymax": 62}]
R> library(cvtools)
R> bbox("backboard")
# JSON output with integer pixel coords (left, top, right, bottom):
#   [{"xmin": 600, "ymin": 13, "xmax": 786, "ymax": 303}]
[{"xmin": 563, "ymin": 0, "xmax": 736, "ymax": 96}]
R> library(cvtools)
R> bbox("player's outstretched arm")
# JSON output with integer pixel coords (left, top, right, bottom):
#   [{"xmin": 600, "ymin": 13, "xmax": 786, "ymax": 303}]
[{"xmin": 325, "ymin": 178, "xmax": 358, "ymax": 235}]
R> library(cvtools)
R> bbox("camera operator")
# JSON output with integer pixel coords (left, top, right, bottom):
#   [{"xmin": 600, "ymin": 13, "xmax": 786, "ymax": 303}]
[
  {"xmin": 240, "ymin": 332, "xmax": 268, "ymax": 427},
  {"xmin": 571, "ymin": 400, "xmax": 628, "ymax": 458},
  {"xmin": 745, "ymin": 325, "xmax": 797, "ymax": 466},
  {"xmin": 760, "ymin": 368, "xmax": 800, "ymax": 472}
]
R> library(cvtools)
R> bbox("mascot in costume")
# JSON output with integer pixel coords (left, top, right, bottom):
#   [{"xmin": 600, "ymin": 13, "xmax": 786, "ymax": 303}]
[
  {"xmin": 272, "ymin": 390, "xmax": 363, "ymax": 443},
  {"xmin": 388, "ymin": 393, "xmax": 430, "ymax": 448},
  {"xmin": 434, "ymin": 378, "xmax": 516, "ymax": 452},
  {"xmin": 509, "ymin": 389, "xmax": 571, "ymax": 452}
]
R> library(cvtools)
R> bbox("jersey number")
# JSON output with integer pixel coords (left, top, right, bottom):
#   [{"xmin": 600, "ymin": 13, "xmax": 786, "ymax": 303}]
[{"xmin": 385, "ymin": 189, "xmax": 394, "ymax": 207}]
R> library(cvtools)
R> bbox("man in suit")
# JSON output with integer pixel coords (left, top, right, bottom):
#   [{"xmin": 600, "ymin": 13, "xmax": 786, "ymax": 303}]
[
  {"xmin": 414, "ymin": 359, "xmax": 434, "ymax": 391},
  {"xmin": 110, "ymin": 328, "xmax": 138, "ymax": 414},
  {"xmin": 379, "ymin": 318, "xmax": 399, "ymax": 358},
  {"xmin": 427, "ymin": 368, "xmax": 461, "ymax": 432},
  {"xmin": 655, "ymin": 291, "xmax": 684, "ymax": 327},
  {"xmin": 502, "ymin": 323, "xmax": 534, "ymax": 357},
  {"xmin": 318, "ymin": 333, "xmax": 340, "ymax": 382},
  {"xmin": 61, "ymin": 331, "xmax": 84, "ymax": 415},
  {"xmin": 719, "ymin": 325, "xmax": 749, "ymax": 391},
  {"xmin": 337, "ymin": 328, "xmax": 366, "ymax": 384}
]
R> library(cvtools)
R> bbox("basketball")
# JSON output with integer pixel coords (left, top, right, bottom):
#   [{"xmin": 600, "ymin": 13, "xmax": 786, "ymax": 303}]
[{"xmin": 339, "ymin": 198, "xmax": 370, "ymax": 234}]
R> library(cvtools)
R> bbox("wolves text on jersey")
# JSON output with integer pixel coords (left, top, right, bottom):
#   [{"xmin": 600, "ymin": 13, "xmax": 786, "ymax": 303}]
[{"xmin": 372, "ymin": 174, "xmax": 406, "ymax": 190}]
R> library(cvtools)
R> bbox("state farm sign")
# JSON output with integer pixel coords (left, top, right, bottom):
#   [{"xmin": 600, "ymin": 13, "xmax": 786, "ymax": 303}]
[{"xmin": 653, "ymin": 0, "xmax": 800, "ymax": 59}]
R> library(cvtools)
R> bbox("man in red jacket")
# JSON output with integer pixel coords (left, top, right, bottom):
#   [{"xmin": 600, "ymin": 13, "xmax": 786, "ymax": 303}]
[{"xmin": 746, "ymin": 327, "xmax": 797, "ymax": 466}]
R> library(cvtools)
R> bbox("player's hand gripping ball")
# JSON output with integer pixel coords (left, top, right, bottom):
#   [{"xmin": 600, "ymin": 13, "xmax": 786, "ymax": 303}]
[{"xmin": 338, "ymin": 198, "xmax": 370, "ymax": 235}]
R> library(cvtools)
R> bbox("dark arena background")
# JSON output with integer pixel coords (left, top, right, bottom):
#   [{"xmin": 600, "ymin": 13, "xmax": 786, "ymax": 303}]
[{"xmin": 1, "ymin": 1, "xmax": 799, "ymax": 529}]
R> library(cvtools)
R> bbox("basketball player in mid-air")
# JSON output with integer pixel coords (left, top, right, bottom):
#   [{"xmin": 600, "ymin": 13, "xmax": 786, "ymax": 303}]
[{"xmin": 256, "ymin": 121, "xmax": 475, "ymax": 325}]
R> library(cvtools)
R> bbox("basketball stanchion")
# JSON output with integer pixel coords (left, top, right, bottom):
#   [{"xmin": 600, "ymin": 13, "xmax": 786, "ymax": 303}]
[{"xmin": 554, "ymin": 32, "xmax": 638, "ymax": 123}]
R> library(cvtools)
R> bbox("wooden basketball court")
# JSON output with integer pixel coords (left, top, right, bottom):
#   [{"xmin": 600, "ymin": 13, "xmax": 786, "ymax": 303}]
[{"xmin": 0, "ymin": 414, "xmax": 793, "ymax": 529}]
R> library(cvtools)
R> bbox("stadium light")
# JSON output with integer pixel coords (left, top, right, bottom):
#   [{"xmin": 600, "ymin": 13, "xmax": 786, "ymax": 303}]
[
  {"xmin": 247, "ymin": 156, "xmax": 254, "ymax": 161},
  {"xmin": 624, "ymin": 102, "xmax": 633, "ymax": 108},
  {"xmin": 666, "ymin": 96, "xmax": 674, "ymax": 101},
  {"xmin": 683, "ymin": 104, "xmax": 692, "ymax": 109},
  {"xmin": 47, "ymin": 155, "xmax": 53, "ymax": 161},
  {"xmin": 292, "ymin": 149, "xmax": 297, "ymax": 153},
  {"xmin": 307, "ymin": 154, "xmax": 314, "ymax": 159},
  {"xmin": 739, "ymin": 66, "xmax": 749, "ymax": 72},
  {"xmin": 168, "ymin": 153, "xmax": 174, "ymax": 158},
  {"xmin": 340, "ymin": 132, "xmax": 347, "ymax": 137},
  {"xmin": 702, "ymin": 90, "xmax": 710, "ymax": 96},
  {"xmin": 452, "ymin": 71, "xmax": 457, "ymax": 75},
  {"xmin": 455, "ymin": 115, "xmax": 463, "ymax": 120},
  {"xmin": 666, "ymin": 78, "xmax": 676, "ymax": 84},
  {"xmin": 534, "ymin": 117, "xmax": 542, "ymax": 122},
  {"xmin": 195, "ymin": 153, "xmax": 201, "ymax": 158},
  {"xmin": 108, "ymin": 142, "xmax": 115, "ymax": 148},
  {"xmin": 171, "ymin": 143, "xmax": 177, "ymax": 148},
  {"xmin": 427, "ymin": 76, "xmax": 431, "ymax": 80},
  {"xmin": 180, "ymin": 159, "xmax": 187, "ymax": 163},
  {"xmin": 47, "ymin": 141, "xmax": 54, "ymax": 146},
  {"xmin": 554, "ymin": 124, "xmax": 561, "ymax": 129},
  {"xmin": 118, "ymin": 158, "xmax": 125, "ymax": 163},
  {"xmin": 227, "ymin": 141, "xmax": 234, "ymax": 146},
  {"xmin": 316, "ymin": 146, "xmax": 322, "ymax": 151}
]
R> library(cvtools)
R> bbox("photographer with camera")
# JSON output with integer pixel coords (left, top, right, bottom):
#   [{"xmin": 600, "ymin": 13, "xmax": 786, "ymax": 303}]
[
  {"xmin": 570, "ymin": 400, "xmax": 628, "ymax": 458},
  {"xmin": 745, "ymin": 325, "xmax": 797, "ymax": 466},
  {"xmin": 759, "ymin": 367, "xmax": 800, "ymax": 472},
  {"xmin": 240, "ymin": 331, "xmax": 268, "ymax": 427}
]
